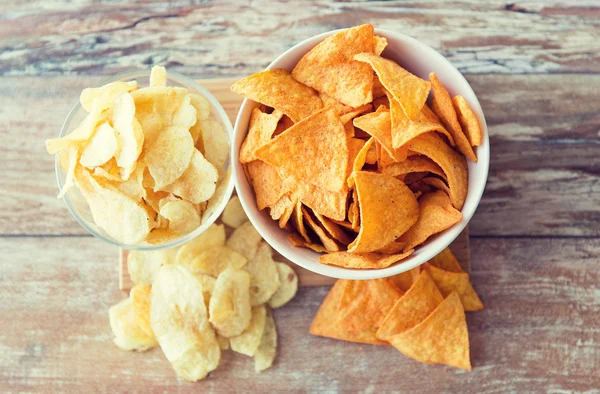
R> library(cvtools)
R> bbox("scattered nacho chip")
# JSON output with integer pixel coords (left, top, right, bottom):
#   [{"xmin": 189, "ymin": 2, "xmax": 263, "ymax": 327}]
[
  {"xmin": 387, "ymin": 267, "xmax": 422, "ymax": 292},
  {"xmin": 254, "ymin": 308, "xmax": 277, "ymax": 372},
  {"xmin": 453, "ymin": 95, "xmax": 482, "ymax": 147},
  {"xmin": 268, "ymin": 263, "xmax": 298, "ymax": 308},
  {"xmin": 230, "ymin": 304, "xmax": 267, "ymax": 356},
  {"xmin": 302, "ymin": 207, "xmax": 341, "ymax": 252},
  {"xmin": 239, "ymin": 108, "xmax": 282, "ymax": 163},
  {"xmin": 209, "ymin": 268, "xmax": 252, "ymax": 337},
  {"xmin": 429, "ymin": 247, "xmax": 463, "ymax": 273},
  {"xmin": 319, "ymin": 249, "xmax": 413, "ymax": 269},
  {"xmin": 423, "ymin": 263, "xmax": 483, "ymax": 311}
]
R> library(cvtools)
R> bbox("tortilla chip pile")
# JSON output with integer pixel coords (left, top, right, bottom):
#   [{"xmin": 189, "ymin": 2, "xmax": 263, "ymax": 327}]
[
  {"xmin": 46, "ymin": 66, "xmax": 230, "ymax": 245},
  {"xmin": 310, "ymin": 247, "xmax": 482, "ymax": 370},
  {"xmin": 231, "ymin": 24, "xmax": 483, "ymax": 269},
  {"xmin": 108, "ymin": 198, "xmax": 299, "ymax": 381}
]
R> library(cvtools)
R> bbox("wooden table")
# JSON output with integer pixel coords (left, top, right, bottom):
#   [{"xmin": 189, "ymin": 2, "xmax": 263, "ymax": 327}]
[{"xmin": 1, "ymin": 1, "xmax": 599, "ymax": 392}]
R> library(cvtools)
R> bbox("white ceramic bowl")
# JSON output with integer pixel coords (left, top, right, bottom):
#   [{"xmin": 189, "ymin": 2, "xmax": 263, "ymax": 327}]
[{"xmin": 232, "ymin": 28, "xmax": 489, "ymax": 279}]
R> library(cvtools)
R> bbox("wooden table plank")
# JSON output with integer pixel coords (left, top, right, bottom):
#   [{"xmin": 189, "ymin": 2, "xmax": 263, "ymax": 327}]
[
  {"xmin": 2, "ymin": 75, "xmax": 599, "ymax": 237},
  {"xmin": 1, "ymin": 1, "xmax": 599, "ymax": 76},
  {"xmin": 1, "ymin": 236, "xmax": 598, "ymax": 392}
]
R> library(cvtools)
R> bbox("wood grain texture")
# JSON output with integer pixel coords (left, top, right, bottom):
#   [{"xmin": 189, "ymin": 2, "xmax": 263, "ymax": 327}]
[
  {"xmin": 1, "ymin": 236, "xmax": 598, "ymax": 392},
  {"xmin": 1, "ymin": 1, "xmax": 599, "ymax": 76},
  {"xmin": 2, "ymin": 75, "xmax": 598, "ymax": 237}
]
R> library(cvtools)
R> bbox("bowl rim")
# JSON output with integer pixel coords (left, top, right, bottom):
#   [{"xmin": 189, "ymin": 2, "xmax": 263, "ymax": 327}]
[
  {"xmin": 232, "ymin": 28, "xmax": 489, "ymax": 279},
  {"xmin": 55, "ymin": 69, "xmax": 236, "ymax": 251}
]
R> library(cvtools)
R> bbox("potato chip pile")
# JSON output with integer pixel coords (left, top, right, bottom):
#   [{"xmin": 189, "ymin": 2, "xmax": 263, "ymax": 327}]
[
  {"xmin": 232, "ymin": 25, "xmax": 483, "ymax": 269},
  {"xmin": 109, "ymin": 197, "xmax": 298, "ymax": 381},
  {"xmin": 46, "ymin": 66, "xmax": 230, "ymax": 245},
  {"xmin": 311, "ymin": 247, "xmax": 482, "ymax": 370}
]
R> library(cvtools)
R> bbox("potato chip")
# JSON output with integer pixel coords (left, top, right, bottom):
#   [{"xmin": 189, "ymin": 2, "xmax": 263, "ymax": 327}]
[
  {"xmin": 429, "ymin": 247, "xmax": 463, "ymax": 273},
  {"xmin": 387, "ymin": 266, "xmax": 422, "ymax": 292},
  {"xmin": 429, "ymin": 73, "xmax": 477, "ymax": 162},
  {"xmin": 339, "ymin": 104, "xmax": 372, "ymax": 125},
  {"xmin": 423, "ymin": 263, "xmax": 483, "ymax": 311},
  {"xmin": 230, "ymin": 304, "xmax": 267, "ymax": 357},
  {"xmin": 217, "ymin": 334, "xmax": 230, "ymax": 350},
  {"xmin": 382, "ymin": 155, "xmax": 447, "ymax": 181},
  {"xmin": 151, "ymin": 265, "xmax": 220, "ymax": 381},
  {"xmin": 56, "ymin": 147, "xmax": 79, "ymax": 199},
  {"xmin": 255, "ymin": 107, "xmax": 348, "ymax": 193},
  {"xmin": 195, "ymin": 273, "xmax": 216, "ymax": 309},
  {"xmin": 239, "ymin": 108, "xmax": 283, "ymax": 163},
  {"xmin": 202, "ymin": 167, "xmax": 231, "ymax": 224},
  {"xmin": 453, "ymin": 95, "xmax": 482, "ymax": 147},
  {"xmin": 160, "ymin": 150, "xmax": 218, "ymax": 204},
  {"xmin": 408, "ymin": 133, "xmax": 468, "ymax": 210},
  {"xmin": 355, "ymin": 52, "xmax": 430, "ymax": 119},
  {"xmin": 319, "ymin": 249, "xmax": 413, "ymax": 269},
  {"xmin": 302, "ymin": 207, "xmax": 341, "ymax": 252},
  {"xmin": 131, "ymin": 86, "xmax": 188, "ymax": 144},
  {"xmin": 46, "ymin": 101, "xmax": 107, "ymax": 155},
  {"xmin": 388, "ymin": 292, "xmax": 471, "ymax": 370},
  {"xmin": 78, "ymin": 122, "xmax": 118, "ymax": 168},
  {"xmin": 313, "ymin": 212, "xmax": 353, "ymax": 245},
  {"xmin": 80, "ymin": 80, "xmax": 137, "ymax": 112},
  {"xmin": 374, "ymin": 35, "xmax": 388, "ymax": 55},
  {"xmin": 199, "ymin": 119, "xmax": 229, "ymax": 173},
  {"xmin": 221, "ymin": 196, "xmax": 248, "ymax": 228},
  {"xmin": 292, "ymin": 24, "xmax": 374, "ymax": 107},
  {"xmin": 231, "ymin": 69, "xmax": 323, "ymax": 123},
  {"xmin": 348, "ymin": 137, "xmax": 374, "ymax": 187},
  {"xmin": 348, "ymin": 172, "xmax": 418, "ymax": 253},
  {"xmin": 189, "ymin": 93, "xmax": 212, "ymax": 122},
  {"xmin": 226, "ymin": 221, "xmax": 264, "ymax": 261},
  {"xmin": 145, "ymin": 125, "xmax": 194, "ymax": 190},
  {"xmin": 130, "ymin": 284, "xmax": 154, "ymax": 337},
  {"xmin": 244, "ymin": 242, "xmax": 281, "ymax": 306},
  {"xmin": 160, "ymin": 200, "xmax": 201, "ymax": 234},
  {"xmin": 398, "ymin": 190, "xmax": 462, "ymax": 250},
  {"xmin": 209, "ymin": 268, "xmax": 252, "ymax": 337},
  {"xmin": 254, "ymin": 308, "xmax": 277, "ymax": 372},
  {"xmin": 376, "ymin": 270, "xmax": 443, "ymax": 341},
  {"xmin": 109, "ymin": 298, "xmax": 157, "ymax": 351},
  {"xmin": 245, "ymin": 160, "xmax": 289, "ymax": 210},
  {"xmin": 128, "ymin": 247, "xmax": 179, "ymax": 285},
  {"xmin": 186, "ymin": 246, "xmax": 247, "ymax": 278},
  {"xmin": 353, "ymin": 106, "xmax": 405, "ymax": 162},
  {"xmin": 268, "ymin": 263, "xmax": 298, "ymax": 308},
  {"xmin": 172, "ymin": 95, "xmax": 198, "ymax": 131},
  {"xmin": 175, "ymin": 223, "xmax": 226, "ymax": 266},
  {"xmin": 149, "ymin": 65, "xmax": 167, "ymax": 87}
]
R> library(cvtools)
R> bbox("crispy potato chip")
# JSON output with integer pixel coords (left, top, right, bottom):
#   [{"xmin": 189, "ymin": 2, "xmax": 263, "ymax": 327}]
[
  {"xmin": 202, "ymin": 167, "xmax": 231, "ymax": 224},
  {"xmin": 172, "ymin": 95, "xmax": 198, "ymax": 131},
  {"xmin": 46, "ymin": 101, "xmax": 107, "ymax": 155},
  {"xmin": 209, "ymin": 268, "xmax": 252, "ymax": 337},
  {"xmin": 398, "ymin": 190, "xmax": 462, "ymax": 250},
  {"xmin": 56, "ymin": 147, "xmax": 79, "ymax": 199},
  {"xmin": 195, "ymin": 273, "xmax": 216, "ymax": 309},
  {"xmin": 254, "ymin": 307, "xmax": 277, "ymax": 372},
  {"xmin": 388, "ymin": 292, "xmax": 471, "ymax": 370},
  {"xmin": 128, "ymin": 246, "xmax": 179, "ymax": 285},
  {"xmin": 382, "ymin": 155, "xmax": 447, "ymax": 181},
  {"xmin": 109, "ymin": 298, "xmax": 158, "ymax": 351},
  {"xmin": 348, "ymin": 172, "xmax": 418, "ymax": 253},
  {"xmin": 221, "ymin": 196, "xmax": 248, "ymax": 228},
  {"xmin": 423, "ymin": 263, "xmax": 483, "ymax": 311},
  {"xmin": 79, "ymin": 122, "xmax": 118, "ymax": 168},
  {"xmin": 302, "ymin": 207, "xmax": 341, "ymax": 252},
  {"xmin": 130, "ymin": 284, "xmax": 154, "ymax": 337},
  {"xmin": 421, "ymin": 177, "xmax": 451, "ymax": 197},
  {"xmin": 231, "ymin": 69, "xmax": 323, "ymax": 123},
  {"xmin": 80, "ymin": 80, "xmax": 137, "ymax": 112},
  {"xmin": 430, "ymin": 247, "xmax": 463, "ymax": 273},
  {"xmin": 268, "ymin": 263, "xmax": 298, "ymax": 309},
  {"xmin": 151, "ymin": 265, "xmax": 220, "ymax": 381},
  {"xmin": 429, "ymin": 73, "xmax": 477, "ymax": 162},
  {"xmin": 226, "ymin": 221, "xmax": 264, "ymax": 261},
  {"xmin": 374, "ymin": 35, "xmax": 388, "ymax": 55},
  {"xmin": 319, "ymin": 249, "xmax": 413, "ymax": 269},
  {"xmin": 230, "ymin": 304, "xmax": 267, "ymax": 356},
  {"xmin": 355, "ymin": 52, "xmax": 430, "ymax": 119},
  {"xmin": 160, "ymin": 200, "xmax": 201, "ymax": 234},
  {"xmin": 292, "ymin": 24, "xmax": 374, "ymax": 107},
  {"xmin": 313, "ymin": 212, "xmax": 353, "ymax": 245},
  {"xmin": 160, "ymin": 150, "xmax": 218, "ymax": 204},
  {"xmin": 408, "ymin": 133, "xmax": 468, "ymax": 210},
  {"xmin": 145, "ymin": 125, "xmax": 194, "ymax": 190},
  {"xmin": 132, "ymin": 86, "xmax": 188, "ymax": 139},
  {"xmin": 217, "ymin": 334, "xmax": 230, "ymax": 350},
  {"xmin": 453, "ymin": 95, "xmax": 482, "ymax": 147},
  {"xmin": 339, "ymin": 104, "xmax": 372, "ymax": 125},
  {"xmin": 244, "ymin": 242, "xmax": 281, "ymax": 306},
  {"xmin": 185, "ymin": 245, "xmax": 247, "ymax": 278},
  {"xmin": 246, "ymin": 160, "xmax": 289, "ymax": 210},
  {"xmin": 149, "ymin": 65, "xmax": 167, "ymax": 87},
  {"xmin": 240, "ymin": 108, "xmax": 282, "ymax": 163},
  {"xmin": 189, "ymin": 93, "xmax": 211, "ymax": 122},
  {"xmin": 200, "ymin": 119, "xmax": 229, "ymax": 173},
  {"xmin": 255, "ymin": 107, "xmax": 348, "ymax": 193},
  {"xmin": 376, "ymin": 270, "xmax": 444, "ymax": 340},
  {"xmin": 388, "ymin": 266, "xmax": 422, "ymax": 292},
  {"xmin": 288, "ymin": 233, "xmax": 328, "ymax": 253},
  {"xmin": 353, "ymin": 106, "xmax": 406, "ymax": 162},
  {"xmin": 175, "ymin": 224, "xmax": 226, "ymax": 266},
  {"xmin": 348, "ymin": 137, "xmax": 375, "ymax": 187}
]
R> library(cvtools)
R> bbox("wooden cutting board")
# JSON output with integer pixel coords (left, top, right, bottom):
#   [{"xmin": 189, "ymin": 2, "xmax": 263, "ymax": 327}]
[{"xmin": 118, "ymin": 78, "xmax": 471, "ymax": 292}]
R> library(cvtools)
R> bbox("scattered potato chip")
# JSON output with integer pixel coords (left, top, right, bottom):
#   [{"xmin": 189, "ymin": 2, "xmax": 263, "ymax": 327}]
[
  {"xmin": 217, "ymin": 334, "xmax": 230, "ymax": 350},
  {"xmin": 130, "ymin": 284, "xmax": 154, "ymax": 337},
  {"xmin": 254, "ymin": 308, "xmax": 277, "ymax": 372},
  {"xmin": 128, "ymin": 246, "xmax": 179, "ymax": 285},
  {"xmin": 209, "ymin": 268, "xmax": 252, "ymax": 337},
  {"xmin": 160, "ymin": 200, "xmax": 201, "ymax": 234},
  {"xmin": 175, "ymin": 224, "xmax": 226, "ymax": 266},
  {"xmin": 239, "ymin": 108, "xmax": 282, "ymax": 163},
  {"xmin": 319, "ymin": 249, "xmax": 413, "ymax": 269},
  {"xmin": 244, "ymin": 242, "xmax": 281, "ymax": 306},
  {"xmin": 292, "ymin": 24, "xmax": 374, "ymax": 107},
  {"xmin": 231, "ymin": 69, "xmax": 323, "ymax": 123},
  {"xmin": 268, "ymin": 263, "xmax": 298, "ymax": 308},
  {"xmin": 423, "ymin": 263, "xmax": 483, "ymax": 311},
  {"xmin": 452, "ymin": 95, "xmax": 482, "ymax": 147},
  {"xmin": 149, "ymin": 65, "xmax": 167, "ymax": 87},
  {"xmin": 80, "ymin": 80, "xmax": 137, "ymax": 112},
  {"xmin": 195, "ymin": 273, "xmax": 217, "ymax": 309},
  {"xmin": 226, "ymin": 221, "xmax": 264, "ymax": 261},
  {"xmin": 230, "ymin": 304, "xmax": 267, "ymax": 356},
  {"xmin": 145, "ymin": 125, "xmax": 195, "ymax": 190},
  {"xmin": 429, "ymin": 247, "xmax": 463, "ymax": 273},
  {"xmin": 109, "ymin": 298, "xmax": 157, "ymax": 351},
  {"xmin": 221, "ymin": 196, "xmax": 248, "ymax": 228},
  {"xmin": 187, "ymin": 246, "xmax": 247, "ymax": 278},
  {"xmin": 79, "ymin": 122, "xmax": 118, "ymax": 168},
  {"xmin": 161, "ymin": 150, "xmax": 218, "ymax": 204}
]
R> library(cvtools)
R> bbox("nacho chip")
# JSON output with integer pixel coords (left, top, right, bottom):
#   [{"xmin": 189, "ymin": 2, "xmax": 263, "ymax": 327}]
[
  {"xmin": 364, "ymin": 141, "xmax": 378, "ymax": 164},
  {"xmin": 302, "ymin": 206, "xmax": 341, "ymax": 252},
  {"xmin": 291, "ymin": 202, "xmax": 310, "ymax": 242},
  {"xmin": 429, "ymin": 247, "xmax": 463, "ymax": 273},
  {"xmin": 429, "ymin": 73, "xmax": 477, "ymax": 162},
  {"xmin": 372, "ymin": 76, "xmax": 387, "ymax": 99},
  {"xmin": 388, "ymin": 267, "xmax": 422, "ymax": 292},
  {"xmin": 292, "ymin": 24, "xmax": 374, "ymax": 107},
  {"xmin": 319, "ymin": 92, "xmax": 355, "ymax": 116},
  {"xmin": 376, "ymin": 270, "xmax": 444, "ymax": 340},
  {"xmin": 453, "ymin": 95, "xmax": 482, "ymax": 147},
  {"xmin": 423, "ymin": 263, "xmax": 483, "ymax": 311},
  {"xmin": 231, "ymin": 69, "xmax": 323, "ymax": 123},
  {"xmin": 239, "ymin": 108, "xmax": 282, "ymax": 163},
  {"xmin": 255, "ymin": 107, "xmax": 348, "ymax": 193},
  {"xmin": 273, "ymin": 114, "xmax": 295, "ymax": 136},
  {"xmin": 375, "ymin": 240, "xmax": 409, "ymax": 255},
  {"xmin": 388, "ymin": 292, "xmax": 471, "ymax": 370},
  {"xmin": 421, "ymin": 177, "xmax": 451, "ymax": 197},
  {"xmin": 287, "ymin": 233, "xmax": 328, "ymax": 253},
  {"xmin": 347, "ymin": 138, "xmax": 375, "ymax": 187},
  {"xmin": 348, "ymin": 172, "xmax": 418, "ymax": 253},
  {"xmin": 319, "ymin": 249, "xmax": 413, "ymax": 269},
  {"xmin": 313, "ymin": 212, "xmax": 353, "ymax": 245},
  {"xmin": 382, "ymin": 155, "xmax": 447, "ymax": 181},
  {"xmin": 246, "ymin": 160, "xmax": 289, "ymax": 210},
  {"xmin": 407, "ymin": 133, "xmax": 468, "ymax": 210},
  {"xmin": 355, "ymin": 52, "xmax": 430, "ymax": 119},
  {"xmin": 339, "ymin": 104, "xmax": 372, "ymax": 125},
  {"xmin": 353, "ymin": 106, "xmax": 406, "ymax": 162},
  {"xmin": 277, "ymin": 196, "xmax": 296, "ymax": 229},
  {"xmin": 398, "ymin": 191, "xmax": 462, "ymax": 250},
  {"xmin": 230, "ymin": 304, "xmax": 267, "ymax": 356},
  {"xmin": 344, "ymin": 122, "xmax": 356, "ymax": 138},
  {"xmin": 160, "ymin": 150, "xmax": 218, "ymax": 204},
  {"xmin": 374, "ymin": 35, "xmax": 388, "ymax": 55},
  {"xmin": 299, "ymin": 181, "xmax": 348, "ymax": 222}
]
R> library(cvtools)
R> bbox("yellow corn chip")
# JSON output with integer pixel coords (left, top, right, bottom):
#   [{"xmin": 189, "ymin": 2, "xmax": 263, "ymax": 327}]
[
  {"xmin": 374, "ymin": 35, "xmax": 388, "ymax": 56},
  {"xmin": 246, "ymin": 160, "xmax": 289, "ymax": 210},
  {"xmin": 319, "ymin": 249, "xmax": 413, "ymax": 269},
  {"xmin": 239, "ymin": 108, "xmax": 282, "ymax": 164},
  {"xmin": 421, "ymin": 177, "xmax": 451, "ymax": 197},
  {"xmin": 429, "ymin": 247, "xmax": 463, "ymax": 273},
  {"xmin": 339, "ymin": 104, "xmax": 373, "ymax": 125},
  {"xmin": 453, "ymin": 95, "xmax": 482, "ymax": 147},
  {"xmin": 423, "ymin": 263, "xmax": 483, "ymax": 311},
  {"xmin": 288, "ymin": 233, "xmax": 328, "ymax": 253},
  {"xmin": 382, "ymin": 155, "xmax": 447, "ymax": 181},
  {"xmin": 301, "ymin": 206, "xmax": 341, "ymax": 252},
  {"xmin": 313, "ymin": 212, "xmax": 354, "ymax": 245},
  {"xmin": 353, "ymin": 106, "xmax": 406, "ymax": 162},
  {"xmin": 348, "ymin": 138, "xmax": 375, "ymax": 187},
  {"xmin": 388, "ymin": 267, "xmax": 422, "ymax": 292}
]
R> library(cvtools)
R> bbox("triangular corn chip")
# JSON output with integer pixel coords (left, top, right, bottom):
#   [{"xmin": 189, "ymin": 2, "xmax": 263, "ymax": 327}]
[
  {"xmin": 453, "ymin": 95, "xmax": 482, "ymax": 147},
  {"xmin": 319, "ymin": 249, "xmax": 413, "ymax": 269},
  {"xmin": 429, "ymin": 247, "xmax": 463, "ymax": 273},
  {"xmin": 353, "ymin": 106, "xmax": 407, "ymax": 162},
  {"xmin": 239, "ymin": 108, "xmax": 282, "ymax": 164},
  {"xmin": 245, "ymin": 160, "xmax": 290, "ymax": 210},
  {"xmin": 423, "ymin": 263, "xmax": 483, "ymax": 311},
  {"xmin": 382, "ymin": 155, "xmax": 447, "ymax": 181}
]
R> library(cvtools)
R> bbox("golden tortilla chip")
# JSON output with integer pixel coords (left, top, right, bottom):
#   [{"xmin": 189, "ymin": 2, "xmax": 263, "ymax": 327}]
[
  {"xmin": 273, "ymin": 114, "xmax": 295, "ymax": 136},
  {"xmin": 256, "ymin": 107, "xmax": 348, "ymax": 193},
  {"xmin": 319, "ymin": 92, "xmax": 354, "ymax": 116},
  {"xmin": 246, "ymin": 160, "xmax": 289, "ymax": 210},
  {"xmin": 348, "ymin": 172, "xmax": 419, "ymax": 253},
  {"xmin": 388, "ymin": 292, "xmax": 471, "ymax": 370},
  {"xmin": 319, "ymin": 249, "xmax": 413, "ymax": 269},
  {"xmin": 365, "ymin": 141, "xmax": 378, "ymax": 164},
  {"xmin": 423, "ymin": 263, "xmax": 483, "ymax": 311},
  {"xmin": 348, "ymin": 137, "xmax": 375, "ymax": 187},
  {"xmin": 301, "ymin": 206, "xmax": 341, "ymax": 252},
  {"xmin": 292, "ymin": 24, "xmax": 375, "ymax": 107},
  {"xmin": 372, "ymin": 95, "xmax": 389, "ymax": 111},
  {"xmin": 372, "ymin": 76, "xmax": 387, "ymax": 99},
  {"xmin": 344, "ymin": 122, "xmax": 356, "ymax": 138},
  {"xmin": 429, "ymin": 73, "xmax": 477, "ymax": 162},
  {"xmin": 298, "ymin": 181, "xmax": 349, "ymax": 222},
  {"xmin": 291, "ymin": 202, "xmax": 310, "ymax": 242},
  {"xmin": 374, "ymin": 36, "xmax": 388, "ymax": 56},
  {"xmin": 388, "ymin": 267, "xmax": 422, "ymax": 292},
  {"xmin": 453, "ymin": 95, "xmax": 482, "ymax": 147},
  {"xmin": 312, "ymin": 212, "xmax": 354, "ymax": 245},
  {"xmin": 376, "ymin": 240, "xmax": 409, "ymax": 255},
  {"xmin": 339, "ymin": 104, "xmax": 373, "ymax": 125},
  {"xmin": 288, "ymin": 233, "xmax": 328, "ymax": 253},
  {"xmin": 239, "ymin": 108, "xmax": 282, "ymax": 163},
  {"xmin": 407, "ymin": 133, "xmax": 468, "ymax": 210},
  {"xmin": 355, "ymin": 53, "xmax": 430, "ymax": 119},
  {"xmin": 353, "ymin": 106, "xmax": 407, "ymax": 163},
  {"xmin": 398, "ymin": 191, "xmax": 462, "ymax": 251},
  {"xmin": 429, "ymin": 247, "xmax": 463, "ymax": 273},
  {"xmin": 421, "ymin": 177, "xmax": 451, "ymax": 197},
  {"xmin": 382, "ymin": 155, "xmax": 446, "ymax": 181},
  {"xmin": 348, "ymin": 189, "xmax": 360, "ymax": 231},
  {"xmin": 231, "ymin": 69, "xmax": 323, "ymax": 123}
]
